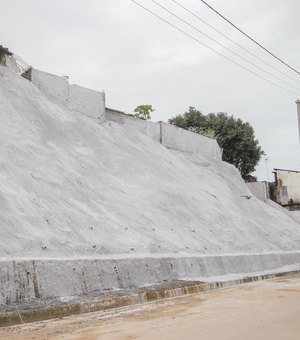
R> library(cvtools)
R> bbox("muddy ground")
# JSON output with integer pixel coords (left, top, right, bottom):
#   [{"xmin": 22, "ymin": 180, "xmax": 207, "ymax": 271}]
[{"xmin": 1, "ymin": 274, "xmax": 300, "ymax": 340}]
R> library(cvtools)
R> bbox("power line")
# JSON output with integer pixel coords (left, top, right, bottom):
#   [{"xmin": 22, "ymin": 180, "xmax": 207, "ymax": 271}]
[
  {"xmin": 199, "ymin": 0, "xmax": 300, "ymax": 76},
  {"xmin": 171, "ymin": 0, "xmax": 300, "ymax": 84},
  {"xmin": 149, "ymin": 0, "xmax": 300, "ymax": 92},
  {"xmin": 128, "ymin": 0, "xmax": 299, "ymax": 96}
]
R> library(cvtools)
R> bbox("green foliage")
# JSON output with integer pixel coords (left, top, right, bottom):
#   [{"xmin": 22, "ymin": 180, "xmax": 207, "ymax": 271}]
[
  {"xmin": 169, "ymin": 107, "xmax": 265, "ymax": 177},
  {"xmin": 188, "ymin": 126, "xmax": 215, "ymax": 139},
  {"xmin": 134, "ymin": 105, "xmax": 154, "ymax": 120}
]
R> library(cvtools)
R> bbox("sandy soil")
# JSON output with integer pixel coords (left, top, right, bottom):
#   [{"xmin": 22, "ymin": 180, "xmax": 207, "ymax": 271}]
[{"xmin": 1, "ymin": 274, "xmax": 300, "ymax": 340}]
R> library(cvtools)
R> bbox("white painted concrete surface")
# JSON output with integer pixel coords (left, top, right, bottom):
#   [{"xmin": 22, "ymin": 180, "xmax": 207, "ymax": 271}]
[
  {"xmin": 161, "ymin": 122, "xmax": 221, "ymax": 159},
  {"xmin": 31, "ymin": 68, "xmax": 69, "ymax": 104},
  {"xmin": 68, "ymin": 84, "xmax": 105, "ymax": 121},
  {"xmin": 31, "ymin": 68, "xmax": 105, "ymax": 121},
  {"xmin": 1, "ymin": 66, "xmax": 300, "ymax": 306},
  {"xmin": 1, "ymin": 253, "xmax": 300, "ymax": 306},
  {"xmin": 110, "ymin": 114, "xmax": 221, "ymax": 159},
  {"xmin": 246, "ymin": 181, "xmax": 269, "ymax": 201},
  {"xmin": 122, "ymin": 115, "xmax": 161, "ymax": 143}
]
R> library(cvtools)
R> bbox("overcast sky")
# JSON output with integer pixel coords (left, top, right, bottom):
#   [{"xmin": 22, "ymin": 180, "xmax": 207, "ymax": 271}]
[{"xmin": 1, "ymin": 0, "xmax": 300, "ymax": 180}]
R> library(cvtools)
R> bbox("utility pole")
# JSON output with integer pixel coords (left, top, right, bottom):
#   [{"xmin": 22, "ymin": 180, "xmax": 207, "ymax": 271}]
[
  {"xmin": 264, "ymin": 157, "xmax": 270, "ymax": 182},
  {"xmin": 296, "ymin": 99, "xmax": 300, "ymax": 143}
]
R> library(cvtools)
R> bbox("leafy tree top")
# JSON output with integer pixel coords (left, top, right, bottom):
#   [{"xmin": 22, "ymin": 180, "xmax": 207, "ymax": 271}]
[
  {"xmin": 169, "ymin": 107, "xmax": 265, "ymax": 178},
  {"xmin": 134, "ymin": 105, "xmax": 154, "ymax": 120}
]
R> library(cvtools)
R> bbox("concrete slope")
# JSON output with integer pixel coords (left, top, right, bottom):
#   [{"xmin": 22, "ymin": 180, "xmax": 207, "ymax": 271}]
[
  {"xmin": 1, "ymin": 66, "xmax": 300, "ymax": 306},
  {"xmin": 1, "ymin": 65, "xmax": 300, "ymax": 259}
]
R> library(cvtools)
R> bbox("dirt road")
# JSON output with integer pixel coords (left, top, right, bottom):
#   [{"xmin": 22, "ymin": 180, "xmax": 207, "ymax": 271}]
[{"xmin": 1, "ymin": 274, "xmax": 300, "ymax": 340}]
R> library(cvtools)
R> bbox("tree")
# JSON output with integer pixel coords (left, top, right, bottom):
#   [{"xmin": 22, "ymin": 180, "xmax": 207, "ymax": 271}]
[
  {"xmin": 169, "ymin": 107, "xmax": 265, "ymax": 178},
  {"xmin": 134, "ymin": 105, "xmax": 154, "ymax": 120}
]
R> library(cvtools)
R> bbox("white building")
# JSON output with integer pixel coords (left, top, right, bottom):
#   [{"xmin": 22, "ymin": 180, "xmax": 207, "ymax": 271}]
[{"xmin": 274, "ymin": 168, "xmax": 300, "ymax": 210}]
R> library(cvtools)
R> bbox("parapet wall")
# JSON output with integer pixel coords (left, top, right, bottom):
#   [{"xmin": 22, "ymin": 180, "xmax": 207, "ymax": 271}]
[
  {"xmin": 122, "ymin": 115, "xmax": 161, "ymax": 143},
  {"xmin": 105, "ymin": 110, "xmax": 222, "ymax": 159},
  {"xmin": 68, "ymin": 84, "xmax": 105, "ymax": 120},
  {"xmin": 31, "ymin": 69, "xmax": 105, "ymax": 122},
  {"xmin": 31, "ymin": 69, "xmax": 69, "ymax": 104},
  {"xmin": 5, "ymin": 57, "xmax": 219, "ymax": 158},
  {"xmin": 161, "ymin": 122, "xmax": 221, "ymax": 158}
]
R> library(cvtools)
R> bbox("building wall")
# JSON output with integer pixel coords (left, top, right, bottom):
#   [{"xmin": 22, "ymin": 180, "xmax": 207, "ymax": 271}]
[
  {"xmin": 246, "ymin": 181, "xmax": 269, "ymax": 202},
  {"xmin": 31, "ymin": 69, "xmax": 105, "ymax": 122},
  {"xmin": 276, "ymin": 170, "xmax": 300, "ymax": 206}
]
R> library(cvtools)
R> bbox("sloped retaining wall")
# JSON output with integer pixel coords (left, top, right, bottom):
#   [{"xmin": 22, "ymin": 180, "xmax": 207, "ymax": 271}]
[{"xmin": 1, "ymin": 252, "xmax": 300, "ymax": 308}]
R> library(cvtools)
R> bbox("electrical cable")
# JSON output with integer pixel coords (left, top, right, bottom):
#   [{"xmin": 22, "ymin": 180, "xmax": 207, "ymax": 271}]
[
  {"xmin": 149, "ymin": 0, "xmax": 300, "ymax": 92},
  {"xmin": 171, "ymin": 0, "xmax": 299, "ymax": 84},
  {"xmin": 199, "ymin": 0, "xmax": 300, "ymax": 76},
  {"xmin": 129, "ymin": 0, "xmax": 299, "ymax": 96}
]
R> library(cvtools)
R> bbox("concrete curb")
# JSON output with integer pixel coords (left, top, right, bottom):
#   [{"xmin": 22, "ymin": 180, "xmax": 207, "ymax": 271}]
[{"xmin": 1, "ymin": 269, "xmax": 299, "ymax": 328}]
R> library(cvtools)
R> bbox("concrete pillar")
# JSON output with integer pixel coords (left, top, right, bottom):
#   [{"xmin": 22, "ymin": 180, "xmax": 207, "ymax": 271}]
[{"xmin": 296, "ymin": 99, "xmax": 300, "ymax": 143}]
